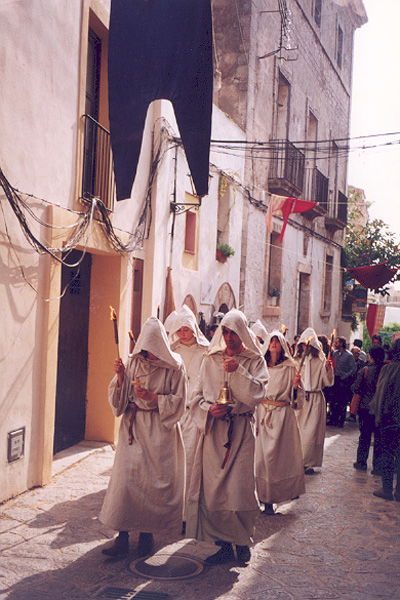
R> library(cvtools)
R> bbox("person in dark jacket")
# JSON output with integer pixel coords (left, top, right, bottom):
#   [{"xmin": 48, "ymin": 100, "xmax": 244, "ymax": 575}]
[
  {"xmin": 369, "ymin": 339, "xmax": 400, "ymax": 501},
  {"xmin": 350, "ymin": 346, "xmax": 385, "ymax": 472}
]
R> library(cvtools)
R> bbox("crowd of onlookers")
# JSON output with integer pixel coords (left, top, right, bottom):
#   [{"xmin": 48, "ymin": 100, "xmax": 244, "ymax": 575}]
[{"xmin": 325, "ymin": 333, "xmax": 400, "ymax": 502}]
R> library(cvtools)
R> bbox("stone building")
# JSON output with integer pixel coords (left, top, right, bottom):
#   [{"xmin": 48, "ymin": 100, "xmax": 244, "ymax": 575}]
[
  {"xmin": 0, "ymin": 0, "xmax": 366, "ymax": 501},
  {"xmin": 213, "ymin": 0, "xmax": 367, "ymax": 339}
]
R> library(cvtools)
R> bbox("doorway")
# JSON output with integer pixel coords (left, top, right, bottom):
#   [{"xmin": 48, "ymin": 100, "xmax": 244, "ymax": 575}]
[
  {"xmin": 54, "ymin": 250, "xmax": 92, "ymax": 453},
  {"xmin": 297, "ymin": 272, "xmax": 310, "ymax": 334}
]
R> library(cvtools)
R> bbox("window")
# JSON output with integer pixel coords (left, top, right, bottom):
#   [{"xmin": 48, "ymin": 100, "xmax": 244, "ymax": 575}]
[
  {"xmin": 322, "ymin": 254, "xmax": 333, "ymax": 313},
  {"xmin": 184, "ymin": 211, "xmax": 197, "ymax": 254},
  {"xmin": 81, "ymin": 16, "xmax": 115, "ymax": 209},
  {"xmin": 217, "ymin": 174, "xmax": 231, "ymax": 246},
  {"xmin": 267, "ymin": 232, "xmax": 282, "ymax": 306},
  {"xmin": 313, "ymin": 0, "xmax": 322, "ymax": 27},
  {"xmin": 336, "ymin": 24, "xmax": 343, "ymax": 68},
  {"xmin": 276, "ymin": 72, "xmax": 290, "ymax": 140},
  {"xmin": 182, "ymin": 193, "xmax": 200, "ymax": 270}
]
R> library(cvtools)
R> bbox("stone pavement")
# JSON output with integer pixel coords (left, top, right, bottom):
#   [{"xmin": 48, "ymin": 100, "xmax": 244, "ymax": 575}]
[{"xmin": 0, "ymin": 425, "xmax": 399, "ymax": 600}]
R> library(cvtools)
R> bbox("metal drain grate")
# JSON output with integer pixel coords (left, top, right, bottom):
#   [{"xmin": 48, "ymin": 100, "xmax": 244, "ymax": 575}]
[
  {"xmin": 129, "ymin": 553, "xmax": 204, "ymax": 581},
  {"xmin": 97, "ymin": 588, "xmax": 169, "ymax": 600}
]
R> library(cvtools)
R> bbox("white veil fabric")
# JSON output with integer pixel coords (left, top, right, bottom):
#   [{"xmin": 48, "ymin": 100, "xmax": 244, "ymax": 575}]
[
  {"xmin": 298, "ymin": 327, "xmax": 325, "ymax": 390},
  {"xmin": 298, "ymin": 327, "xmax": 325, "ymax": 361},
  {"xmin": 169, "ymin": 304, "xmax": 209, "ymax": 348},
  {"xmin": 163, "ymin": 310, "xmax": 177, "ymax": 335},
  {"xmin": 132, "ymin": 317, "xmax": 182, "ymax": 370},
  {"xmin": 264, "ymin": 330, "xmax": 297, "ymax": 368},
  {"xmin": 206, "ymin": 309, "xmax": 262, "ymax": 357},
  {"xmin": 250, "ymin": 319, "xmax": 269, "ymax": 355}
]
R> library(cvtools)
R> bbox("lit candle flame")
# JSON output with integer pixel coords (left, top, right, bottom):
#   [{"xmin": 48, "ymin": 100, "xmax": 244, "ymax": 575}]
[{"xmin": 110, "ymin": 305, "xmax": 117, "ymax": 321}]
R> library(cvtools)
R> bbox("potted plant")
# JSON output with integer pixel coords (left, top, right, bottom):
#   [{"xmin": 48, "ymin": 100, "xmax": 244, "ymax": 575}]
[
  {"xmin": 216, "ymin": 243, "xmax": 235, "ymax": 263},
  {"xmin": 268, "ymin": 287, "xmax": 280, "ymax": 306}
]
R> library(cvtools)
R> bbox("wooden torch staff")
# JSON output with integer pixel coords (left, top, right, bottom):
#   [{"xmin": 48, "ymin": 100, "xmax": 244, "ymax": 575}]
[
  {"xmin": 109, "ymin": 305, "xmax": 120, "ymax": 359},
  {"xmin": 327, "ymin": 329, "xmax": 336, "ymax": 360}
]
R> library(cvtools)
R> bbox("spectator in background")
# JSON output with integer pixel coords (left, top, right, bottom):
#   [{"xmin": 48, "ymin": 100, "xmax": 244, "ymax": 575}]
[
  {"xmin": 328, "ymin": 337, "xmax": 356, "ymax": 427},
  {"xmin": 318, "ymin": 335, "xmax": 330, "ymax": 358},
  {"xmin": 351, "ymin": 346, "xmax": 367, "ymax": 371},
  {"xmin": 369, "ymin": 339, "xmax": 400, "ymax": 501},
  {"xmin": 353, "ymin": 339, "xmax": 368, "ymax": 363},
  {"xmin": 291, "ymin": 335, "xmax": 300, "ymax": 356},
  {"xmin": 371, "ymin": 334, "xmax": 382, "ymax": 347},
  {"xmin": 350, "ymin": 346, "xmax": 385, "ymax": 472}
]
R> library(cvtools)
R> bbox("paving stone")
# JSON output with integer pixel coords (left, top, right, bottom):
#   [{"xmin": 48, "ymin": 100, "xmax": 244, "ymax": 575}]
[{"xmin": 1, "ymin": 430, "xmax": 399, "ymax": 600}]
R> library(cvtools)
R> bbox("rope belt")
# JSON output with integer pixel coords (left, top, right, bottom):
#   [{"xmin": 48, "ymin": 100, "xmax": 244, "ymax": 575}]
[
  {"xmin": 127, "ymin": 402, "xmax": 158, "ymax": 445},
  {"xmin": 259, "ymin": 399, "xmax": 290, "ymax": 431},
  {"xmin": 221, "ymin": 411, "xmax": 253, "ymax": 469}
]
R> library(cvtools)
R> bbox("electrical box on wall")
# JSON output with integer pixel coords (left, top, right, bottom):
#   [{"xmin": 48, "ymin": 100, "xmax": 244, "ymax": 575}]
[{"xmin": 7, "ymin": 427, "xmax": 25, "ymax": 463}]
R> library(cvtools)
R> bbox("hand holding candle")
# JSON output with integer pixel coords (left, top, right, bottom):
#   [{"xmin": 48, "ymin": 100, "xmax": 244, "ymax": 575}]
[{"xmin": 109, "ymin": 305, "xmax": 120, "ymax": 358}]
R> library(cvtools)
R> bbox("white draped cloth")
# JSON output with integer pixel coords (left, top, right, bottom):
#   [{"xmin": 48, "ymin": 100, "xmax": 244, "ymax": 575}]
[
  {"xmin": 169, "ymin": 305, "xmax": 209, "ymax": 491},
  {"xmin": 250, "ymin": 319, "xmax": 269, "ymax": 355},
  {"xmin": 294, "ymin": 328, "xmax": 334, "ymax": 468},
  {"xmin": 99, "ymin": 317, "xmax": 187, "ymax": 533},
  {"xmin": 255, "ymin": 330, "xmax": 305, "ymax": 504},
  {"xmin": 186, "ymin": 310, "xmax": 269, "ymax": 546}
]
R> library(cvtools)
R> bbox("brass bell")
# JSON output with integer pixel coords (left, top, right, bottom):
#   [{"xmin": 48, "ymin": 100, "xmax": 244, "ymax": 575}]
[{"xmin": 215, "ymin": 381, "xmax": 231, "ymax": 405}]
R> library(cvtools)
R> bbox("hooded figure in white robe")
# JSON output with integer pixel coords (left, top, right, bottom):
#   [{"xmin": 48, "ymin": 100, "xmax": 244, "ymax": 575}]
[
  {"xmin": 250, "ymin": 319, "xmax": 269, "ymax": 355},
  {"xmin": 186, "ymin": 309, "xmax": 269, "ymax": 564},
  {"xmin": 255, "ymin": 330, "xmax": 305, "ymax": 511},
  {"xmin": 99, "ymin": 317, "xmax": 186, "ymax": 555},
  {"xmin": 169, "ymin": 305, "xmax": 209, "ymax": 487},
  {"xmin": 294, "ymin": 327, "xmax": 334, "ymax": 471}
]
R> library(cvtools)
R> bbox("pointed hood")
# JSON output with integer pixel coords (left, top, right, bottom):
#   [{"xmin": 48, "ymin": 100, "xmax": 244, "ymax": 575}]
[
  {"xmin": 298, "ymin": 327, "xmax": 325, "ymax": 362},
  {"xmin": 250, "ymin": 319, "xmax": 269, "ymax": 354},
  {"xmin": 169, "ymin": 304, "xmax": 209, "ymax": 348},
  {"xmin": 264, "ymin": 329, "xmax": 297, "ymax": 367},
  {"xmin": 132, "ymin": 316, "xmax": 182, "ymax": 370},
  {"xmin": 163, "ymin": 310, "xmax": 177, "ymax": 335},
  {"xmin": 206, "ymin": 309, "xmax": 262, "ymax": 357}
]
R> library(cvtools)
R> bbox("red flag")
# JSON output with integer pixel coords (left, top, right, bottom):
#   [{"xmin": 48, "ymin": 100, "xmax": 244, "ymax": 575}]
[
  {"xmin": 366, "ymin": 303, "xmax": 386, "ymax": 338},
  {"xmin": 278, "ymin": 197, "xmax": 317, "ymax": 242},
  {"xmin": 266, "ymin": 195, "xmax": 317, "ymax": 242},
  {"xmin": 347, "ymin": 262, "xmax": 398, "ymax": 289}
]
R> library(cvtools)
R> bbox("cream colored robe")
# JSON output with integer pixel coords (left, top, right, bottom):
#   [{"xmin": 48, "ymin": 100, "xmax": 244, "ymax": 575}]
[
  {"xmin": 99, "ymin": 354, "xmax": 186, "ymax": 533},
  {"xmin": 186, "ymin": 349, "xmax": 269, "ymax": 546},
  {"xmin": 295, "ymin": 356, "xmax": 334, "ymax": 468},
  {"xmin": 255, "ymin": 358, "xmax": 305, "ymax": 504},
  {"xmin": 169, "ymin": 305, "xmax": 209, "ymax": 485},
  {"xmin": 172, "ymin": 341, "xmax": 206, "ymax": 480}
]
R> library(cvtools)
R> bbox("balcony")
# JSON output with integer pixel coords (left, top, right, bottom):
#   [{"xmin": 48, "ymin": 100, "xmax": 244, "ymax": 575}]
[
  {"xmin": 325, "ymin": 190, "xmax": 347, "ymax": 232},
  {"xmin": 268, "ymin": 140, "xmax": 305, "ymax": 197},
  {"xmin": 82, "ymin": 114, "xmax": 115, "ymax": 210},
  {"xmin": 303, "ymin": 166, "xmax": 329, "ymax": 219}
]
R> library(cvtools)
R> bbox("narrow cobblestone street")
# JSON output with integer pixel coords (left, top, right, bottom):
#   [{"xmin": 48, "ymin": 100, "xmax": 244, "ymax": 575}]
[{"xmin": 1, "ymin": 425, "xmax": 399, "ymax": 600}]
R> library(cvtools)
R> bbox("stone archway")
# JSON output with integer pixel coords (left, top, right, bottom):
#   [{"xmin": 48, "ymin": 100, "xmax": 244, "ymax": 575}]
[
  {"xmin": 213, "ymin": 282, "xmax": 236, "ymax": 315},
  {"xmin": 182, "ymin": 294, "xmax": 197, "ymax": 316}
]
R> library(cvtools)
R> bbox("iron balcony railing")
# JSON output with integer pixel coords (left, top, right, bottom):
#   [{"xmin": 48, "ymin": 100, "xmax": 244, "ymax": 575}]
[
  {"xmin": 268, "ymin": 139, "xmax": 305, "ymax": 197},
  {"xmin": 82, "ymin": 114, "xmax": 115, "ymax": 210},
  {"xmin": 304, "ymin": 166, "xmax": 329, "ymax": 210}
]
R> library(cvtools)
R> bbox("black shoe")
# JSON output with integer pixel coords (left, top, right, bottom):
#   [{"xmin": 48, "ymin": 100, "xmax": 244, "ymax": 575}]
[
  {"xmin": 353, "ymin": 462, "xmax": 367, "ymax": 471},
  {"xmin": 371, "ymin": 469, "xmax": 383, "ymax": 476},
  {"xmin": 181, "ymin": 521, "xmax": 186, "ymax": 535},
  {"xmin": 373, "ymin": 488, "xmax": 394, "ymax": 501},
  {"xmin": 102, "ymin": 532, "xmax": 129, "ymax": 556},
  {"xmin": 236, "ymin": 545, "xmax": 251, "ymax": 564},
  {"xmin": 137, "ymin": 532, "xmax": 154, "ymax": 557},
  {"xmin": 304, "ymin": 467, "xmax": 315, "ymax": 475},
  {"xmin": 205, "ymin": 542, "xmax": 234, "ymax": 565},
  {"xmin": 394, "ymin": 492, "xmax": 400, "ymax": 502},
  {"xmin": 262, "ymin": 503, "xmax": 275, "ymax": 515}
]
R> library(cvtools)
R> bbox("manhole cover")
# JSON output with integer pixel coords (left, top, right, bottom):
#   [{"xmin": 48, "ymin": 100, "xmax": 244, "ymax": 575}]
[{"xmin": 129, "ymin": 553, "xmax": 204, "ymax": 581}]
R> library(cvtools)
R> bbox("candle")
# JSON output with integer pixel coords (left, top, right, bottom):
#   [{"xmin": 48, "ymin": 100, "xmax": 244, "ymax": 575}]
[{"xmin": 109, "ymin": 305, "xmax": 120, "ymax": 357}]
